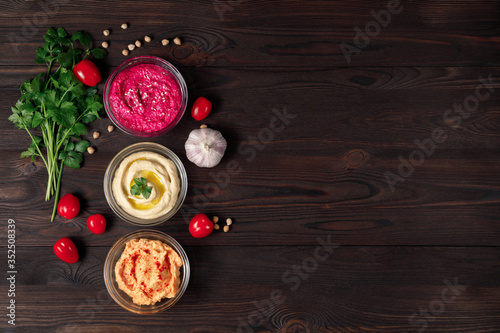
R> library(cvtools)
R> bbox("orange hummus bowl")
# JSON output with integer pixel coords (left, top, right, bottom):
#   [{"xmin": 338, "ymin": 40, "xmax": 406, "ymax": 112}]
[{"xmin": 104, "ymin": 229, "xmax": 190, "ymax": 314}]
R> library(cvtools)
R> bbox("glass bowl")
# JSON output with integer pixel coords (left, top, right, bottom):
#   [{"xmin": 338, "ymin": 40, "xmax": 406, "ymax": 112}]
[
  {"xmin": 104, "ymin": 229, "xmax": 190, "ymax": 314},
  {"xmin": 103, "ymin": 56, "xmax": 188, "ymax": 137},
  {"xmin": 104, "ymin": 142, "xmax": 188, "ymax": 226}
]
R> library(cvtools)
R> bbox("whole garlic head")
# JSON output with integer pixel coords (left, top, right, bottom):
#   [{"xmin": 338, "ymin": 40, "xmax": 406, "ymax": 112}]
[{"xmin": 185, "ymin": 128, "xmax": 227, "ymax": 168}]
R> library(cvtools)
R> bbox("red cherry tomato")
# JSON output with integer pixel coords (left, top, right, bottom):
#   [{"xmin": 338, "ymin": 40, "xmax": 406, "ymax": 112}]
[
  {"xmin": 189, "ymin": 213, "xmax": 214, "ymax": 238},
  {"xmin": 53, "ymin": 237, "xmax": 79, "ymax": 264},
  {"xmin": 57, "ymin": 193, "xmax": 80, "ymax": 219},
  {"xmin": 191, "ymin": 97, "xmax": 212, "ymax": 121},
  {"xmin": 73, "ymin": 59, "xmax": 102, "ymax": 86},
  {"xmin": 86, "ymin": 214, "xmax": 106, "ymax": 234}
]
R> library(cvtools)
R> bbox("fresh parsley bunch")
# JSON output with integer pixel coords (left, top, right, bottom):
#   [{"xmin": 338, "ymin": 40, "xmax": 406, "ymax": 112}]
[{"xmin": 8, "ymin": 27, "xmax": 107, "ymax": 221}]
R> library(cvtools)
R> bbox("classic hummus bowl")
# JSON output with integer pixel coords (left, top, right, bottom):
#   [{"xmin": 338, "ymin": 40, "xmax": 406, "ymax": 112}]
[
  {"xmin": 104, "ymin": 56, "xmax": 188, "ymax": 137},
  {"xmin": 104, "ymin": 142, "xmax": 188, "ymax": 226},
  {"xmin": 104, "ymin": 229, "xmax": 190, "ymax": 314}
]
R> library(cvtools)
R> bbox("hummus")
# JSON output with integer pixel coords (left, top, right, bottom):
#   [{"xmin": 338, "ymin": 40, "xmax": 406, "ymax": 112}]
[
  {"xmin": 109, "ymin": 63, "xmax": 182, "ymax": 133},
  {"xmin": 112, "ymin": 151, "xmax": 180, "ymax": 220},
  {"xmin": 115, "ymin": 238, "xmax": 183, "ymax": 305}
]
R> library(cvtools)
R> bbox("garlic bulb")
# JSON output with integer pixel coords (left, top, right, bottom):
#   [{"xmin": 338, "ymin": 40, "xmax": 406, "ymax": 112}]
[{"xmin": 185, "ymin": 128, "xmax": 227, "ymax": 168}]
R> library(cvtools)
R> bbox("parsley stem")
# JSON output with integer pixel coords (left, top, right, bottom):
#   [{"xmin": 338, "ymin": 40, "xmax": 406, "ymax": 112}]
[
  {"xmin": 19, "ymin": 119, "xmax": 48, "ymax": 170},
  {"xmin": 44, "ymin": 60, "xmax": 54, "ymax": 91},
  {"xmin": 44, "ymin": 119, "xmax": 56, "ymax": 201},
  {"xmin": 50, "ymin": 159, "xmax": 64, "ymax": 222}
]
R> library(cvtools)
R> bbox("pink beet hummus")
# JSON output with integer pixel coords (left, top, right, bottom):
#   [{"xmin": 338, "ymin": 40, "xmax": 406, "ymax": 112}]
[{"xmin": 109, "ymin": 64, "xmax": 182, "ymax": 133}]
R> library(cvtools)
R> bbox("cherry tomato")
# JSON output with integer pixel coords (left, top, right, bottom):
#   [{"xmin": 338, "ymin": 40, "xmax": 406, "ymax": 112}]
[
  {"xmin": 191, "ymin": 97, "xmax": 212, "ymax": 121},
  {"xmin": 73, "ymin": 59, "xmax": 102, "ymax": 86},
  {"xmin": 189, "ymin": 213, "xmax": 214, "ymax": 238},
  {"xmin": 53, "ymin": 237, "xmax": 79, "ymax": 264},
  {"xmin": 57, "ymin": 193, "xmax": 80, "ymax": 219},
  {"xmin": 86, "ymin": 214, "xmax": 106, "ymax": 234}
]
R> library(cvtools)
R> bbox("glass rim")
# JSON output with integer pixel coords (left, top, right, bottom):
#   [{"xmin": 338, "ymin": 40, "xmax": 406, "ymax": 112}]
[
  {"xmin": 103, "ymin": 229, "xmax": 190, "ymax": 314},
  {"xmin": 103, "ymin": 56, "xmax": 188, "ymax": 137},
  {"xmin": 103, "ymin": 142, "xmax": 188, "ymax": 226}
]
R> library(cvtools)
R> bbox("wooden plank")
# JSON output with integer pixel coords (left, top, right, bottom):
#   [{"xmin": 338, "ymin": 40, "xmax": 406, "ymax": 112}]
[
  {"xmin": 1, "ymin": 246, "xmax": 499, "ymax": 332},
  {"xmin": 0, "ymin": 1, "xmax": 498, "ymax": 67},
  {"xmin": 1, "ymin": 67, "xmax": 500, "ymax": 150},
  {"xmin": 2, "ymin": 147, "xmax": 500, "ymax": 247}
]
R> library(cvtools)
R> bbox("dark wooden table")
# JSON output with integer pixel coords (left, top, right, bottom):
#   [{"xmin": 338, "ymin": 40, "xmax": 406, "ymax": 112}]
[{"xmin": 1, "ymin": 0, "xmax": 500, "ymax": 332}]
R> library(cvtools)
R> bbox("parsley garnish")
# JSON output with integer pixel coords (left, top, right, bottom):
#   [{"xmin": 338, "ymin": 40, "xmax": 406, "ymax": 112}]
[
  {"xmin": 8, "ymin": 27, "xmax": 107, "ymax": 221},
  {"xmin": 130, "ymin": 177, "xmax": 153, "ymax": 200}
]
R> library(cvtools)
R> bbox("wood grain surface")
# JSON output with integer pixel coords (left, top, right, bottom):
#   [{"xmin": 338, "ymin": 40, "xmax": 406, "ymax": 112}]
[{"xmin": 0, "ymin": 0, "xmax": 499, "ymax": 332}]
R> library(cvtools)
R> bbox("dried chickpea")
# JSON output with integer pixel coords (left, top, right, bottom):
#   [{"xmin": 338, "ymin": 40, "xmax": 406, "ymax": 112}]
[
  {"xmin": 107, "ymin": 125, "xmax": 114, "ymax": 132},
  {"xmin": 213, "ymin": 216, "xmax": 219, "ymax": 223},
  {"xmin": 226, "ymin": 218, "xmax": 233, "ymax": 226},
  {"xmin": 93, "ymin": 131, "xmax": 100, "ymax": 139},
  {"xmin": 127, "ymin": 44, "xmax": 135, "ymax": 51},
  {"xmin": 223, "ymin": 225, "xmax": 229, "ymax": 232},
  {"xmin": 200, "ymin": 124, "xmax": 208, "ymax": 129},
  {"xmin": 101, "ymin": 41, "xmax": 109, "ymax": 49},
  {"xmin": 122, "ymin": 49, "xmax": 129, "ymax": 56},
  {"xmin": 214, "ymin": 224, "xmax": 220, "ymax": 230},
  {"xmin": 144, "ymin": 35, "xmax": 151, "ymax": 42},
  {"xmin": 103, "ymin": 29, "xmax": 110, "ymax": 36},
  {"xmin": 87, "ymin": 147, "xmax": 95, "ymax": 154},
  {"xmin": 121, "ymin": 23, "xmax": 128, "ymax": 30},
  {"xmin": 161, "ymin": 39, "xmax": 169, "ymax": 46},
  {"xmin": 135, "ymin": 40, "xmax": 142, "ymax": 48},
  {"xmin": 173, "ymin": 37, "xmax": 181, "ymax": 45}
]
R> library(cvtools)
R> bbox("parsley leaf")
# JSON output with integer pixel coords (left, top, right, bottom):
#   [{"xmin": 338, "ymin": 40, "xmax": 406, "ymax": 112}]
[
  {"xmin": 131, "ymin": 177, "xmax": 153, "ymax": 199},
  {"xmin": 74, "ymin": 140, "xmax": 90, "ymax": 153},
  {"xmin": 72, "ymin": 31, "xmax": 92, "ymax": 49},
  {"xmin": 64, "ymin": 150, "xmax": 83, "ymax": 169},
  {"xmin": 89, "ymin": 48, "xmax": 107, "ymax": 59}
]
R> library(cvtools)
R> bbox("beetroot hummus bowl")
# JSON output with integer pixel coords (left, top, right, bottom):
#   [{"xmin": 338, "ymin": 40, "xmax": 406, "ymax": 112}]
[{"xmin": 104, "ymin": 56, "xmax": 188, "ymax": 137}]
